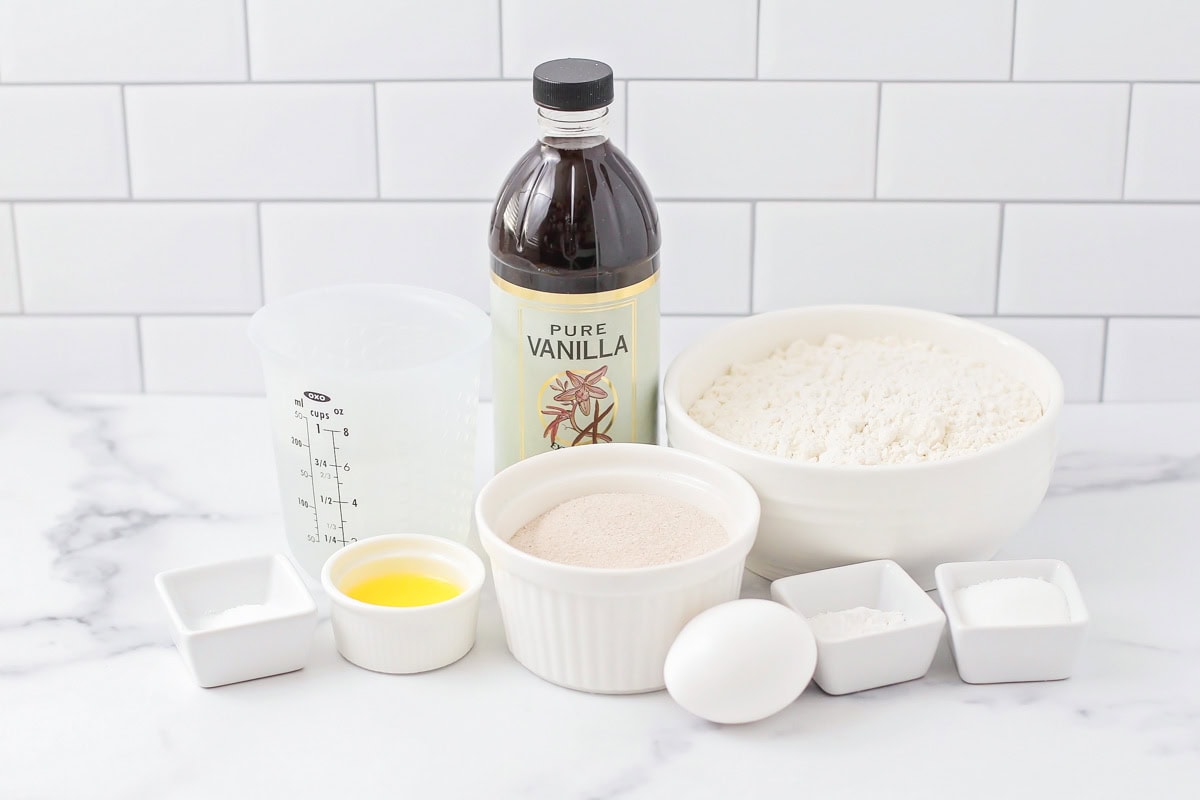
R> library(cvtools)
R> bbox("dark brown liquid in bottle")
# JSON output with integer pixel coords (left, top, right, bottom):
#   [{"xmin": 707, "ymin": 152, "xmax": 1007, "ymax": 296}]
[{"xmin": 489, "ymin": 139, "xmax": 659, "ymax": 289}]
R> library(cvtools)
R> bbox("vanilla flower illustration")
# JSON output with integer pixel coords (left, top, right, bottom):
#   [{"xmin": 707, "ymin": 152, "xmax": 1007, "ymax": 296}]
[
  {"xmin": 552, "ymin": 366, "xmax": 609, "ymax": 416},
  {"xmin": 541, "ymin": 405, "xmax": 572, "ymax": 441}
]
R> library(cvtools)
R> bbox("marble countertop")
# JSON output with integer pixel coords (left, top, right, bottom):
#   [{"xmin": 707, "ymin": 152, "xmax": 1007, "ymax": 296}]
[{"xmin": 2, "ymin": 395, "xmax": 1198, "ymax": 798}]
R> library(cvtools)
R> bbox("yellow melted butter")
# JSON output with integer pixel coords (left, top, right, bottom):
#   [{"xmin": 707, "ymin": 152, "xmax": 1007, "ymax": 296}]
[{"xmin": 344, "ymin": 573, "xmax": 461, "ymax": 608}]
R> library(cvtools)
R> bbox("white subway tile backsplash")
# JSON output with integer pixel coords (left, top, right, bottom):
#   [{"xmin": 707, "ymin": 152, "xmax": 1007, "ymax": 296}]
[
  {"xmin": 0, "ymin": 0, "xmax": 246, "ymax": 83},
  {"xmin": 0, "ymin": 206, "xmax": 17, "ymax": 312},
  {"xmin": 260, "ymin": 202, "xmax": 491, "ymax": 309},
  {"xmin": 0, "ymin": 6, "xmax": 1196, "ymax": 403},
  {"xmin": 657, "ymin": 203, "xmax": 751, "ymax": 315},
  {"xmin": 999, "ymin": 204, "xmax": 1200, "ymax": 315},
  {"xmin": 629, "ymin": 82, "xmax": 877, "ymax": 199},
  {"xmin": 971, "ymin": 316, "xmax": 1106, "ymax": 403},
  {"xmin": 141, "ymin": 316, "xmax": 263, "ymax": 395},
  {"xmin": 16, "ymin": 203, "xmax": 260, "ymax": 313},
  {"xmin": 1104, "ymin": 319, "xmax": 1200, "ymax": 401},
  {"xmin": 759, "ymin": 0, "xmax": 1013, "ymax": 80},
  {"xmin": 1125, "ymin": 84, "xmax": 1200, "ymax": 200},
  {"xmin": 753, "ymin": 202, "xmax": 999, "ymax": 313},
  {"xmin": 376, "ymin": 82, "xmax": 625, "ymax": 200},
  {"xmin": 247, "ymin": 0, "xmax": 499, "ymax": 80},
  {"xmin": 501, "ymin": 0, "xmax": 756, "ymax": 79},
  {"xmin": 0, "ymin": 317, "xmax": 140, "ymax": 392},
  {"xmin": 660, "ymin": 316, "xmax": 731, "ymax": 383},
  {"xmin": 0, "ymin": 87, "xmax": 128, "ymax": 198},
  {"xmin": 126, "ymin": 85, "xmax": 377, "ymax": 199},
  {"xmin": 1014, "ymin": 0, "xmax": 1200, "ymax": 80},
  {"xmin": 878, "ymin": 83, "xmax": 1128, "ymax": 200}
]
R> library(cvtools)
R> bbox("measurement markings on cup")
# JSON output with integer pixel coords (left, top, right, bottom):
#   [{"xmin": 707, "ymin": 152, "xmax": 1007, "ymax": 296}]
[
  {"xmin": 304, "ymin": 416, "xmax": 320, "ymax": 536},
  {"xmin": 294, "ymin": 393, "xmax": 357, "ymax": 548},
  {"xmin": 294, "ymin": 398, "xmax": 352, "ymax": 546},
  {"xmin": 329, "ymin": 428, "xmax": 348, "ymax": 546}
]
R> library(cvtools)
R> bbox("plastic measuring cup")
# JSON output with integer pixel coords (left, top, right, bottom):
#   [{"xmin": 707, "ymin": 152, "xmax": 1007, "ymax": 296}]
[{"xmin": 249, "ymin": 285, "xmax": 489, "ymax": 579}]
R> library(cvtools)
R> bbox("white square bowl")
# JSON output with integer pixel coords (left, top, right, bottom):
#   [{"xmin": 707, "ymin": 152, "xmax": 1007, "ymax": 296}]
[
  {"xmin": 155, "ymin": 554, "xmax": 318, "ymax": 688},
  {"xmin": 770, "ymin": 560, "xmax": 946, "ymax": 695},
  {"xmin": 934, "ymin": 559, "xmax": 1088, "ymax": 684}
]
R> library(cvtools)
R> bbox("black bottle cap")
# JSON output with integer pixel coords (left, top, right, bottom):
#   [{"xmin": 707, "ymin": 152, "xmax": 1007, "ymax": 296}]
[{"xmin": 532, "ymin": 58, "xmax": 614, "ymax": 111}]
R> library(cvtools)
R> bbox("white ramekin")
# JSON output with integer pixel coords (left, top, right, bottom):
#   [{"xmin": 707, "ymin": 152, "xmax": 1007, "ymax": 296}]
[
  {"xmin": 475, "ymin": 443, "xmax": 761, "ymax": 694},
  {"xmin": 321, "ymin": 534, "xmax": 485, "ymax": 674},
  {"xmin": 664, "ymin": 304, "xmax": 1065, "ymax": 589}
]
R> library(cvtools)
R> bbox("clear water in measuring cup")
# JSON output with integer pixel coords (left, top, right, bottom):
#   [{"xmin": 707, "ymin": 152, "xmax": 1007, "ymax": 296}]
[{"xmin": 250, "ymin": 285, "xmax": 489, "ymax": 579}]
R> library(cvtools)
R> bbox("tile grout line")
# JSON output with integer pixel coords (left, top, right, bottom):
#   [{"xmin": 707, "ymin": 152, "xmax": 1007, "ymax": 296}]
[
  {"xmin": 0, "ymin": 312, "xmax": 260, "ymax": 319},
  {"xmin": 4, "ymin": 78, "xmax": 1191, "ymax": 86},
  {"xmin": 9, "ymin": 204, "xmax": 25, "ymax": 312},
  {"xmin": 747, "ymin": 202, "xmax": 757, "ymax": 312},
  {"xmin": 1098, "ymin": 317, "xmax": 1111, "ymax": 401},
  {"xmin": 255, "ymin": 202, "xmax": 266, "ymax": 305},
  {"xmin": 4, "ymin": 196, "xmax": 1199, "ymax": 205},
  {"xmin": 118, "ymin": 86, "xmax": 134, "ymax": 197},
  {"xmin": 0, "ymin": 310, "xmax": 1195, "ymax": 321},
  {"xmin": 1120, "ymin": 83, "xmax": 1134, "ymax": 199},
  {"xmin": 993, "ymin": 203, "xmax": 1006, "ymax": 314},
  {"xmin": 754, "ymin": 0, "xmax": 762, "ymax": 78},
  {"xmin": 0, "ymin": 197, "xmax": 499, "ymax": 204},
  {"xmin": 134, "ymin": 315, "xmax": 147, "ymax": 392},
  {"xmin": 241, "ymin": 0, "xmax": 253, "ymax": 80},
  {"xmin": 624, "ymin": 81, "xmax": 630, "ymax": 151},
  {"xmin": 370, "ymin": 82, "xmax": 382, "ymax": 198},
  {"xmin": 1009, "ymin": 0, "xmax": 1019, "ymax": 80},
  {"xmin": 872, "ymin": 83, "xmax": 883, "ymax": 198},
  {"xmin": 497, "ymin": 0, "xmax": 505, "ymax": 77}
]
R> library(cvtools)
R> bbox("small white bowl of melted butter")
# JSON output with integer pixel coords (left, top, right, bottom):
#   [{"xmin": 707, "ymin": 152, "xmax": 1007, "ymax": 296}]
[{"xmin": 321, "ymin": 534, "xmax": 485, "ymax": 675}]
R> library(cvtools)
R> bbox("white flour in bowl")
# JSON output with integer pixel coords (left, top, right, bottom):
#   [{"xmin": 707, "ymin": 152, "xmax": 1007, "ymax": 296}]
[{"xmin": 687, "ymin": 334, "xmax": 1042, "ymax": 466}]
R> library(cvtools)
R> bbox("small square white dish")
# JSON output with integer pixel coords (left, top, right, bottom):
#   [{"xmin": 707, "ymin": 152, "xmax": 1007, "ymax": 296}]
[
  {"xmin": 155, "ymin": 553, "xmax": 317, "ymax": 688},
  {"xmin": 934, "ymin": 558, "xmax": 1088, "ymax": 684},
  {"xmin": 770, "ymin": 560, "xmax": 945, "ymax": 695}
]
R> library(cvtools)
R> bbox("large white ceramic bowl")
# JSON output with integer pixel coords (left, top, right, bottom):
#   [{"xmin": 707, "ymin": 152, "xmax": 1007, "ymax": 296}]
[
  {"xmin": 663, "ymin": 305, "xmax": 1064, "ymax": 589},
  {"xmin": 476, "ymin": 443, "xmax": 760, "ymax": 694}
]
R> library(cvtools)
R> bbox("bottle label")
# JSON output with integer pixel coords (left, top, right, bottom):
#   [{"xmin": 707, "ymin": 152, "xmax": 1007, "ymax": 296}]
[{"xmin": 491, "ymin": 270, "xmax": 660, "ymax": 470}]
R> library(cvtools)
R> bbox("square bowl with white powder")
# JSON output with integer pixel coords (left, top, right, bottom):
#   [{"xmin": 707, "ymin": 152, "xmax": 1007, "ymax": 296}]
[
  {"xmin": 155, "ymin": 553, "xmax": 318, "ymax": 688},
  {"xmin": 935, "ymin": 558, "xmax": 1088, "ymax": 684},
  {"xmin": 770, "ymin": 560, "xmax": 945, "ymax": 695}
]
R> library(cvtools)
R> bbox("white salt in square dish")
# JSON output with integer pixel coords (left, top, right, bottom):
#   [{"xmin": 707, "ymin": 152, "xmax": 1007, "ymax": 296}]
[
  {"xmin": 155, "ymin": 553, "xmax": 318, "ymax": 688},
  {"xmin": 770, "ymin": 560, "xmax": 945, "ymax": 695},
  {"xmin": 935, "ymin": 559, "xmax": 1088, "ymax": 685}
]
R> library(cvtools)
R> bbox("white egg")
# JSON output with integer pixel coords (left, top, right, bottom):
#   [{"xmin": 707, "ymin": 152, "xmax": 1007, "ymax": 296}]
[{"xmin": 664, "ymin": 599, "xmax": 817, "ymax": 724}]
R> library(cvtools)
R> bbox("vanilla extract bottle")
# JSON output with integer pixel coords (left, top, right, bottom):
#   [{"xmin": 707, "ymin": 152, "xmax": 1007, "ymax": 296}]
[{"xmin": 489, "ymin": 58, "xmax": 660, "ymax": 471}]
